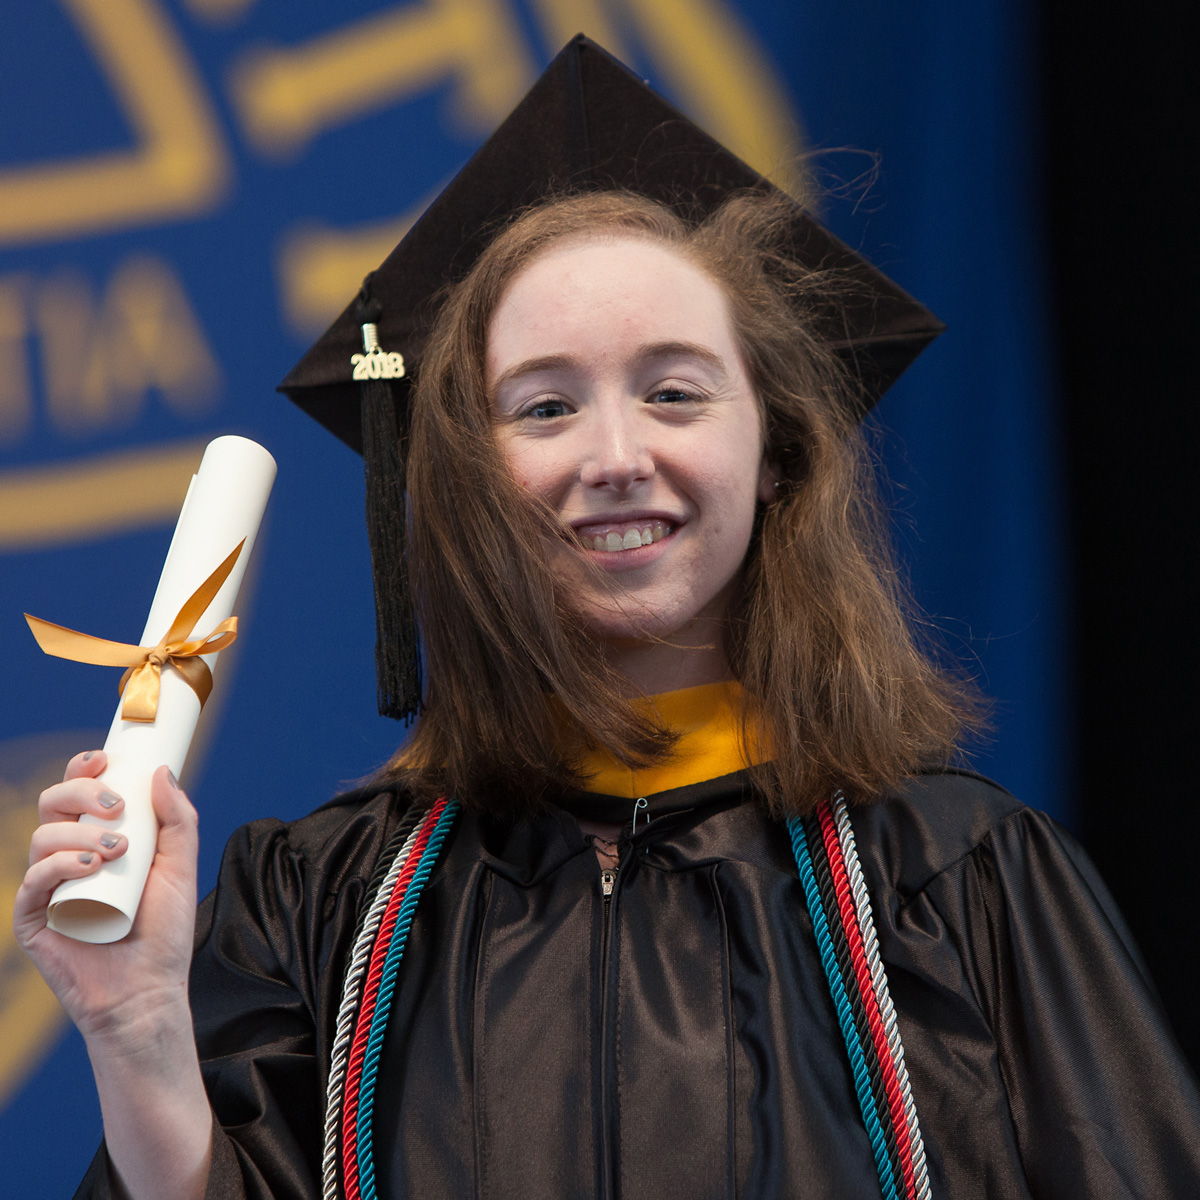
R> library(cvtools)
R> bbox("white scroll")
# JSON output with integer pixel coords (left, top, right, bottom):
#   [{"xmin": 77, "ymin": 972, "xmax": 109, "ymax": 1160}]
[{"xmin": 46, "ymin": 435, "xmax": 277, "ymax": 944}]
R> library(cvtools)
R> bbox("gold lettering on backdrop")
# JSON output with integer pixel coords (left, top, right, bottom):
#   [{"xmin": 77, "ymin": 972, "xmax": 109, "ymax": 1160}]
[
  {"xmin": 229, "ymin": 0, "xmax": 536, "ymax": 156},
  {"xmin": 0, "ymin": 439, "xmax": 207, "ymax": 551},
  {"xmin": 0, "ymin": 0, "xmax": 229, "ymax": 246},
  {"xmin": 31, "ymin": 257, "xmax": 222, "ymax": 436},
  {"xmin": 35, "ymin": 272, "xmax": 111, "ymax": 432},
  {"xmin": 0, "ymin": 732, "xmax": 105, "ymax": 1108},
  {"xmin": 278, "ymin": 186, "xmax": 440, "ymax": 333},
  {"xmin": 0, "ymin": 279, "xmax": 33, "ymax": 446}
]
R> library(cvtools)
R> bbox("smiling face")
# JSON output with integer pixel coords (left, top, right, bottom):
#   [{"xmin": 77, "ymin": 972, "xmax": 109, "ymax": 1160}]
[{"xmin": 487, "ymin": 234, "xmax": 775, "ymax": 688}]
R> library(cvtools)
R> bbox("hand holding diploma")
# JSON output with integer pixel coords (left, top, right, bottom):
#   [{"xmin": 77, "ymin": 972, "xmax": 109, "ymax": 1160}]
[
  {"xmin": 14, "ymin": 751, "xmax": 199, "ymax": 1039},
  {"xmin": 14, "ymin": 753, "xmax": 214, "ymax": 1200}
]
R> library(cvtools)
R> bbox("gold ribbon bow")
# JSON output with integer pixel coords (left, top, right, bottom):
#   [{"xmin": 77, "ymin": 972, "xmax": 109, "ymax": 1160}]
[{"xmin": 24, "ymin": 541, "xmax": 244, "ymax": 723}]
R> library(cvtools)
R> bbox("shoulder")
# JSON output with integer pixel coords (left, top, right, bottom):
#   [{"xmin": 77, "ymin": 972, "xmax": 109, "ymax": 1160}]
[
  {"xmin": 848, "ymin": 768, "xmax": 1050, "ymax": 903},
  {"xmin": 193, "ymin": 782, "xmax": 426, "ymax": 990},
  {"xmin": 203, "ymin": 783, "xmax": 421, "ymax": 920}
]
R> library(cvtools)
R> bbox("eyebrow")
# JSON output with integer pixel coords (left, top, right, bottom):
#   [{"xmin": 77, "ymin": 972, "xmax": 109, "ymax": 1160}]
[
  {"xmin": 639, "ymin": 340, "xmax": 727, "ymax": 376},
  {"xmin": 490, "ymin": 341, "xmax": 728, "ymax": 395},
  {"xmin": 491, "ymin": 353, "xmax": 578, "ymax": 395}
]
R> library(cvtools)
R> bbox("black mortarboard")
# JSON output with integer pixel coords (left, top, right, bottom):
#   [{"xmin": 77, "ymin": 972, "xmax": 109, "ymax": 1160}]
[{"xmin": 278, "ymin": 34, "xmax": 945, "ymax": 722}]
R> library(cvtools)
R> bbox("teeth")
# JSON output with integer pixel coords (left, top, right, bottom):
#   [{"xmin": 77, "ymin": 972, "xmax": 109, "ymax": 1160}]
[{"xmin": 582, "ymin": 520, "xmax": 672, "ymax": 553}]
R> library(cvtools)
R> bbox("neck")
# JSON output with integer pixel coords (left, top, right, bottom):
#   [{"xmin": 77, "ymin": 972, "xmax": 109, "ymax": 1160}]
[{"xmin": 601, "ymin": 622, "xmax": 732, "ymax": 696}]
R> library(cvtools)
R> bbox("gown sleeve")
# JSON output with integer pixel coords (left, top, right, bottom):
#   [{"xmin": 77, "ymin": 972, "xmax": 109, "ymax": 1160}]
[
  {"xmin": 73, "ymin": 795, "xmax": 393, "ymax": 1200},
  {"xmin": 913, "ymin": 801, "xmax": 1200, "ymax": 1198}
]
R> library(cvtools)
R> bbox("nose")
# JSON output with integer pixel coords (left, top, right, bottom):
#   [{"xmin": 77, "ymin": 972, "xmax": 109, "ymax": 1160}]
[{"xmin": 579, "ymin": 399, "xmax": 654, "ymax": 492}]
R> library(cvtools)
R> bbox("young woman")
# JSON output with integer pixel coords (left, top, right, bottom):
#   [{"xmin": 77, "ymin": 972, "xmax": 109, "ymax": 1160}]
[{"xmin": 16, "ymin": 41, "xmax": 1200, "ymax": 1200}]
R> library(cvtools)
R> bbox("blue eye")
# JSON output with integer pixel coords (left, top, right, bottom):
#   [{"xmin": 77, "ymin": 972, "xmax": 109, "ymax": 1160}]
[
  {"xmin": 526, "ymin": 398, "xmax": 569, "ymax": 419},
  {"xmin": 649, "ymin": 387, "xmax": 697, "ymax": 404}
]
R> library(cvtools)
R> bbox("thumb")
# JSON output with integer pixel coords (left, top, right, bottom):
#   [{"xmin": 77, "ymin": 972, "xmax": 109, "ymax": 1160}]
[{"xmin": 149, "ymin": 765, "xmax": 199, "ymax": 863}]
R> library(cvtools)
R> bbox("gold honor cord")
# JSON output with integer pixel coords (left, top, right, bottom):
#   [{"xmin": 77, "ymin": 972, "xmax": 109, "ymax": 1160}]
[{"xmin": 23, "ymin": 540, "xmax": 244, "ymax": 722}]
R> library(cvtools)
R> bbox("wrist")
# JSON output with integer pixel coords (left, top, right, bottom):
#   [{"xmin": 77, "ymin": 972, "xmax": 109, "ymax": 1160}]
[{"xmin": 80, "ymin": 986, "xmax": 195, "ymax": 1067}]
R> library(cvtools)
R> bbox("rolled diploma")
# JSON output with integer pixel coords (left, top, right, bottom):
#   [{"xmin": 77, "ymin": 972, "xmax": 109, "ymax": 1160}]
[{"xmin": 47, "ymin": 435, "xmax": 277, "ymax": 944}]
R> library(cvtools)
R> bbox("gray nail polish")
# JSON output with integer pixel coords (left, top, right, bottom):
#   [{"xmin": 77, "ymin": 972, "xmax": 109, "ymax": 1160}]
[
  {"xmin": 167, "ymin": 770, "xmax": 179, "ymax": 791},
  {"xmin": 98, "ymin": 791, "xmax": 121, "ymax": 809},
  {"xmin": 82, "ymin": 750, "xmax": 95, "ymax": 762},
  {"xmin": 99, "ymin": 833, "xmax": 120, "ymax": 849},
  {"xmin": 78, "ymin": 852, "xmax": 94, "ymax": 864}
]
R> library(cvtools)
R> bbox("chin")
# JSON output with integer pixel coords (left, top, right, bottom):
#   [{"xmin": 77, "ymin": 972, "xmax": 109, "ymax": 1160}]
[{"xmin": 574, "ymin": 607, "xmax": 674, "ymax": 644}]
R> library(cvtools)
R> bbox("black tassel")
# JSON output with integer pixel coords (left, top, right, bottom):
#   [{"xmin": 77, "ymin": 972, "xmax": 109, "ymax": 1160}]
[{"xmin": 356, "ymin": 285, "xmax": 421, "ymax": 721}]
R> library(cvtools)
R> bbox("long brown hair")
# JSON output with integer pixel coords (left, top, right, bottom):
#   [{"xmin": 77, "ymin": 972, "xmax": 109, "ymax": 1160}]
[{"xmin": 388, "ymin": 191, "xmax": 983, "ymax": 817}]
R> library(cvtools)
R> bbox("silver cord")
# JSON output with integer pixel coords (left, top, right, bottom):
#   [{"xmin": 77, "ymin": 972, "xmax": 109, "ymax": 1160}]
[
  {"xmin": 322, "ymin": 821, "xmax": 423, "ymax": 1200},
  {"xmin": 834, "ymin": 794, "xmax": 931, "ymax": 1200}
]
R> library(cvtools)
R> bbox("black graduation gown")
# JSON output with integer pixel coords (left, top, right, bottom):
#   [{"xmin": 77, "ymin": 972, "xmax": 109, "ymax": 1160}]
[{"xmin": 76, "ymin": 770, "xmax": 1200, "ymax": 1199}]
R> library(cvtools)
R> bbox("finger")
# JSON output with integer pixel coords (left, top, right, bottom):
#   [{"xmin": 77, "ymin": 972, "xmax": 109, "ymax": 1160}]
[
  {"xmin": 29, "ymin": 820, "xmax": 127, "ymax": 867},
  {"xmin": 63, "ymin": 748, "xmax": 107, "ymax": 782},
  {"xmin": 38, "ymin": 776, "xmax": 124, "ymax": 824},
  {"xmin": 13, "ymin": 847, "xmax": 110, "ymax": 941}
]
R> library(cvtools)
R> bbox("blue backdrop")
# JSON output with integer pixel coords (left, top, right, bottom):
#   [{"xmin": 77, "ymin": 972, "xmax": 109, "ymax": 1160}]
[{"xmin": 0, "ymin": 1, "xmax": 1060, "ymax": 1191}]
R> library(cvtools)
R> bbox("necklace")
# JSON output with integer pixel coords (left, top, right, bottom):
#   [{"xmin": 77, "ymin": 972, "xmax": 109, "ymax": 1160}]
[{"xmin": 587, "ymin": 832, "xmax": 621, "ymax": 868}]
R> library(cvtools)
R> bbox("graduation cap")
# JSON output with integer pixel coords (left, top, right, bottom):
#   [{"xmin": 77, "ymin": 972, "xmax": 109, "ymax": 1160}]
[{"xmin": 278, "ymin": 34, "xmax": 945, "ymax": 723}]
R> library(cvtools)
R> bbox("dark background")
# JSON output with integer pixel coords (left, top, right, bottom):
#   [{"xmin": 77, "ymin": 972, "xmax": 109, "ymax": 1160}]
[{"xmin": 1044, "ymin": 4, "xmax": 1200, "ymax": 1069}]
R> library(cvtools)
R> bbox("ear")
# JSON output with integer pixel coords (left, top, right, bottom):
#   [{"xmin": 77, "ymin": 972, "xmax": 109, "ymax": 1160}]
[{"xmin": 757, "ymin": 456, "xmax": 781, "ymax": 504}]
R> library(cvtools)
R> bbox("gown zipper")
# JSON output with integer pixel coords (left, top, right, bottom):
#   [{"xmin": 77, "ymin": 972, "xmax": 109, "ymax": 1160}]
[
  {"xmin": 598, "ymin": 857, "xmax": 620, "ymax": 1199},
  {"xmin": 597, "ymin": 800, "xmax": 646, "ymax": 1198}
]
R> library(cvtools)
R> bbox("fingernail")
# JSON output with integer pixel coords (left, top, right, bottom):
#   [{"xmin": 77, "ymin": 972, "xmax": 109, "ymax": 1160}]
[
  {"xmin": 78, "ymin": 852, "xmax": 94, "ymax": 864},
  {"xmin": 82, "ymin": 750, "xmax": 95, "ymax": 762},
  {"xmin": 99, "ymin": 833, "xmax": 120, "ymax": 849},
  {"xmin": 167, "ymin": 770, "xmax": 179, "ymax": 791},
  {"xmin": 98, "ymin": 791, "xmax": 121, "ymax": 809}
]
